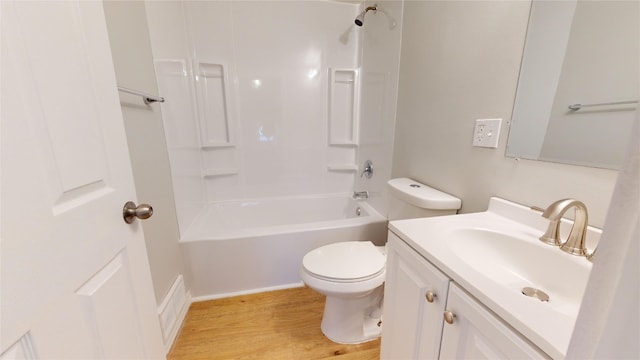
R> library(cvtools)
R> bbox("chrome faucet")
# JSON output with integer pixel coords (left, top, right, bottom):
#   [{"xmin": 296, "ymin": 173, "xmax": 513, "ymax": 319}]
[
  {"xmin": 539, "ymin": 199, "xmax": 590, "ymax": 257},
  {"xmin": 353, "ymin": 191, "xmax": 369, "ymax": 199}
]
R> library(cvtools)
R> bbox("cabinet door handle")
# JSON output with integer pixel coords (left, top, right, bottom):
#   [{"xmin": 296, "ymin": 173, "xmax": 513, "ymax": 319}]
[
  {"xmin": 425, "ymin": 290, "xmax": 436, "ymax": 303},
  {"xmin": 444, "ymin": 310, "xmax": 456, "ymax": 324}
]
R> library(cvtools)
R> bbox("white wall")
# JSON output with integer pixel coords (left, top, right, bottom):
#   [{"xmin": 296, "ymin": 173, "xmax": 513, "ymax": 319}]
[
  {"xmin": 103, "ymin": 1, "xmax": 186, "ymax": 304},
  {"xmin": 356, "ymin": 0, "xmax": 404, "ymax": 217},
  {"xmin": 145, "ymin": 1, "xmax": 366, "ymax": 235},
  {"xmin": 392, "ymin": 0, "xmax": 618, "ymax": 228}
]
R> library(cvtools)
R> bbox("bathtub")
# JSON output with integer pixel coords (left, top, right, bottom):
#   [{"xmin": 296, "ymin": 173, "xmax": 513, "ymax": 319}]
[{"xmin": 180, "ymin": 194, "xmax": 388, "ymax": 300}]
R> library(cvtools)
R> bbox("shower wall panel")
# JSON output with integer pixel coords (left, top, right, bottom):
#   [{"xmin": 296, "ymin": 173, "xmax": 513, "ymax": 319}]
[
  {"xmin": 356, "ymin": 0, "xmax": 404, "ymax": 217},
  {"xmin": 152, "ymin": 58, "xmax": 205, "ymax": 232},
  {"xmin": 145, "ymin": 1, "xmax": 363, "ymax": 216}
]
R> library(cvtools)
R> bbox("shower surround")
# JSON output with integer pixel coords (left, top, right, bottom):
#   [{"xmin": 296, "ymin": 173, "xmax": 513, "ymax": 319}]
[
  {"xmin": 146, "ymin": 1, "xmax": 367, "ymax": 231},
  {"xmin": 144, "ymin": 0, "xmax": 403, "ymax": 297}
]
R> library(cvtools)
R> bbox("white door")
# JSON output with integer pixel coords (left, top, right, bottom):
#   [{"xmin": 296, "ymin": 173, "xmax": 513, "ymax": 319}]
[{"xmin": 1, "ymin": 1, "xmax": 164, "ymax": 358}]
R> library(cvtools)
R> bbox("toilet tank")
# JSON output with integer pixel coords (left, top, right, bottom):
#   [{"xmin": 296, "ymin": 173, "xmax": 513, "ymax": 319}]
[{"xmin": 387, "ymin": 178, "xmax": 461, "ymax": 220}]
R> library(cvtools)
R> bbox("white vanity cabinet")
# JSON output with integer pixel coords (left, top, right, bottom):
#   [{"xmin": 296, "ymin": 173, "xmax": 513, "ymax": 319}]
[
  {"xmin": 380, "ymin": 233, "xmax": 450, "ymax": 359},
  {"xmin": 440, "ymin": 283, "xmax": 549, "ymax": 359},
  {"xmin": 382, "ymin": 232, "xmax": 549, "ymax": 359}
]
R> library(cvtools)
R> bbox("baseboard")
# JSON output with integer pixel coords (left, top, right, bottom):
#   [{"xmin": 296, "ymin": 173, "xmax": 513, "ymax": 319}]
[
  {"xmin": 191, "ymin": 281, "xmax": 305, "ymax": 303},
  {"xmin": 157, "ymin": 275, "xmax": 191, "ymax": 355}
]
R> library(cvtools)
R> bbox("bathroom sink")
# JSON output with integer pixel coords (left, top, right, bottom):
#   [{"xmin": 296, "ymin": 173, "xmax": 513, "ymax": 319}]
[
  {"xmin": 388, "ymin": 197, "xmax": 599, "ymax": 359},
  {"xmin": 446, "ymin": 228, "xmax": 590, "ymax": 316}
]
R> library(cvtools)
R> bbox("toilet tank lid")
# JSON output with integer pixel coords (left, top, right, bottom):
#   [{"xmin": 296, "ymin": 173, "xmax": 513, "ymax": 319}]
[{"xmin": 388, "ymin": 178, "xmax": 461, "ymax": 211}]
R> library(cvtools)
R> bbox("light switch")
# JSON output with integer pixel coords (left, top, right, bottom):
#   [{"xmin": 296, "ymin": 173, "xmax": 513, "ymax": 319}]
[{"xmin": 472, "ymin": 118, "xmax": 502, "ymax": 148}]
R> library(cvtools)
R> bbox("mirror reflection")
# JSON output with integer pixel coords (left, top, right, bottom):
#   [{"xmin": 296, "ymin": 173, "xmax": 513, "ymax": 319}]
[{"xmin": 506, "ymin": 0, "xmax": 639, "ymax": 169}]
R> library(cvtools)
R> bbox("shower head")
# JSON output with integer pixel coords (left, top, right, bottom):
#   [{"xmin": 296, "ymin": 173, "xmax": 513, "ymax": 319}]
[{"xmin": 354, "ymin": 5, "xmax": 377, "ymax": 27}]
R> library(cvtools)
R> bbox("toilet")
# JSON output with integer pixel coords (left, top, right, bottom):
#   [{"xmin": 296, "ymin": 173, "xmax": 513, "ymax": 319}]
[{"xmin": 300, "ymin": 178, "xmax": 461, "ymax": 344}]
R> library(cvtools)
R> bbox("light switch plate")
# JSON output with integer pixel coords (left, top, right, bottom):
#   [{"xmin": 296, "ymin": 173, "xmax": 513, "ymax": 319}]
[{"xmin": 472, "ymin": 118, "xmax": 502, "ymax": 148}]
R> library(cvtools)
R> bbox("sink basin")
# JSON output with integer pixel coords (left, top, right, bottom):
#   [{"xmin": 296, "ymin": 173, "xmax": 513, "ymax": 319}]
[
  {"xmin": 446, "ymin": 228, "xmax": 591, "ymax": 317},
  {"xmin": 388, "ymin": 197, "xmax": 600, "ymax": 359}
]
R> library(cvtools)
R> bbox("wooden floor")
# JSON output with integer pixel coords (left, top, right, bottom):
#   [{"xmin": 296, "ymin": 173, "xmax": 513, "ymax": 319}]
[{"xmin": 168, "ymin": 287, "xmax": 381, "ymax": 360}]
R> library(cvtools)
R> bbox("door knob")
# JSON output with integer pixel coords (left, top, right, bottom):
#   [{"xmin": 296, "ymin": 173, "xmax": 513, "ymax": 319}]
[{"xmin": 123, "ymin": 201, "xmax": 153, "ymax": 224}]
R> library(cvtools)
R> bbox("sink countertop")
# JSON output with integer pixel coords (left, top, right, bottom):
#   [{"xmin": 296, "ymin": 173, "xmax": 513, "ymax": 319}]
[{"xmin": 388, "ymin": 197, "xmax": 600, "ymax": 359}]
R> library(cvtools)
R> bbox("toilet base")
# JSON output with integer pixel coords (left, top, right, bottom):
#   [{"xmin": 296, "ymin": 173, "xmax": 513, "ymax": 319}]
[{"xmin": 320, "ymin": 286, "xmax": 384, "ymax": 344}]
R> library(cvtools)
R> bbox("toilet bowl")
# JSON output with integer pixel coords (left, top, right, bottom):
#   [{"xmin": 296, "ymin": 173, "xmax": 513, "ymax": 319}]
[
  {"xmin": 300, "ymin": 178, "xmax": 461, "ymax": 344},
  {"xmin": 300, "ymin": 241, "xmax": 386, "ymax": 344}
]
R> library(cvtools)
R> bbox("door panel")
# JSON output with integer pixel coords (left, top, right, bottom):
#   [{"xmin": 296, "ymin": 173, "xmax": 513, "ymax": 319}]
[
  {"xmin": 1, "ymin": 1, "xmax": 164, "ymax": 357},
  {"xmin": 16, "ymin": 2, "xmax": 110, "ymax": 194},
  {"xmin": 75, "ymin": 253, "xmax": 145, "ymax": 359},
  {"xmin": 380, "ymin": 234, "xmax": 450, "ymax": 360},
  {"xmin": 439, "ymin": 284, "xmax": 549, "ymax": 359}
]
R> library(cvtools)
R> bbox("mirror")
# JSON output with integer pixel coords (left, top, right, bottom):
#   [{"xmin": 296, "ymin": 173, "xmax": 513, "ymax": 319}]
[{"xmin": 506, "ymin": 0, "xmax": 638, "ymax": 169}]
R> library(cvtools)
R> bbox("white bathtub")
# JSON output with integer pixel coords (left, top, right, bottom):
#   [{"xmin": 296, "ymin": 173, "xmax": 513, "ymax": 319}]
[{"xmin": 180, "ymin": 194, "xmax": 388, "ymax": 300}]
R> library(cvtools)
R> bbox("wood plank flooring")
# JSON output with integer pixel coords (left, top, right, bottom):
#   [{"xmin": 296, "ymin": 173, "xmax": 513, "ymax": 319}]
[{"xmin": 168, "ymin": 286, "xmax": 381, "ymax": 360}]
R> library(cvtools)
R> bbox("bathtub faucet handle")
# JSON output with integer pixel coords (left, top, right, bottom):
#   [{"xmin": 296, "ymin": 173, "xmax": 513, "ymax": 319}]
[{"xmin": 361, "ymin": 160, "xmax": 373, "ymax": 179}]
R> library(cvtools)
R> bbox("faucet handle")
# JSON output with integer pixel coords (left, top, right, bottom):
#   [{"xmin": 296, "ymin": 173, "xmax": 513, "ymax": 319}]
[{"xmin": 361, "ymin": 160, "xmax": 373, "ymax": 179}]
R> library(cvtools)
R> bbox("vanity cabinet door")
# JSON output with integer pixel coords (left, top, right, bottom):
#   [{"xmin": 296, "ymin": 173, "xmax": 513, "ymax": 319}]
[
  {"xmin": 381, "ymin": 233, "xmax": 450, "ymax": 360},
  {"xmin": 440, "ymin": 284, "xmax": 550, "ymax": 359}
]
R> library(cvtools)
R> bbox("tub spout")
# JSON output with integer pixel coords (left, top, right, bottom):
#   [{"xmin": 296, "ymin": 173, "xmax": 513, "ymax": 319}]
[{"xmin": 353, "ymin": 191, "xmax": 369, "ymax": 199}]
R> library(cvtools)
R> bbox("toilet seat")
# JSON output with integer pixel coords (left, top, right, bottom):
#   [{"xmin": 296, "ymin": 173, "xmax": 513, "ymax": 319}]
[{"xmin": 302, "ymin": 241, "xmax": 385, "ymax": 283}]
